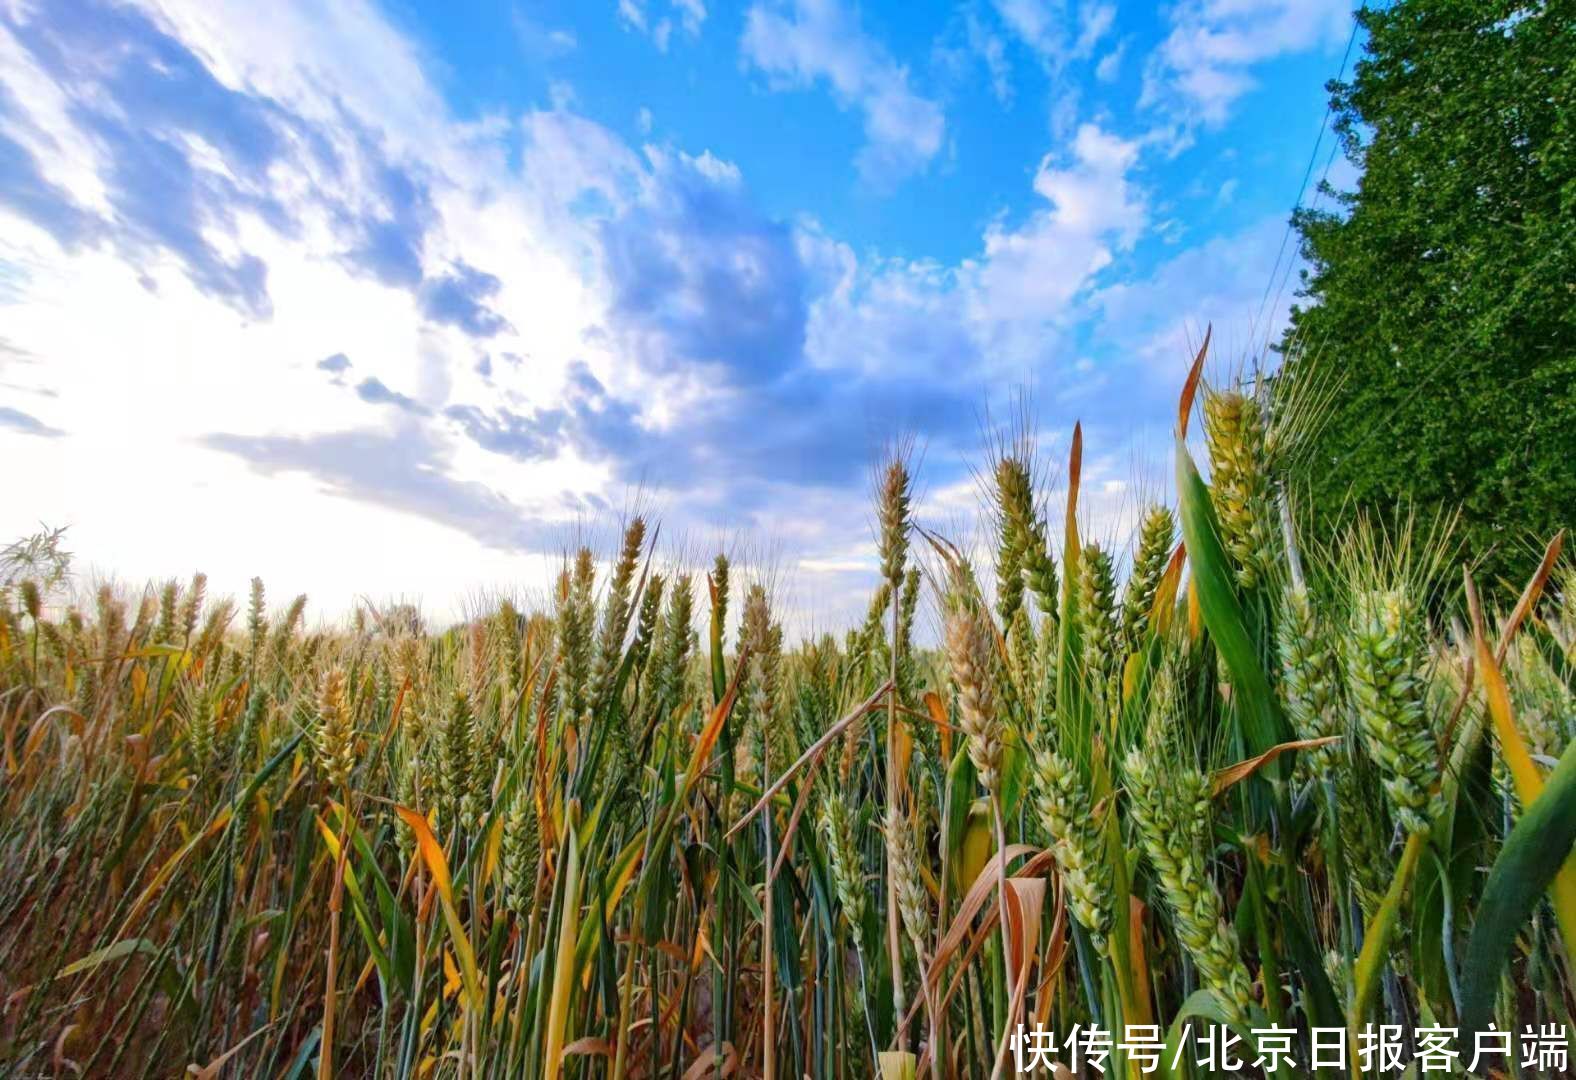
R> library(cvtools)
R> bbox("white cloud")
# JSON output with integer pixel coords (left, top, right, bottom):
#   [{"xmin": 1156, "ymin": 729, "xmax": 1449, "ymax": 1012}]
[
  {"xmin": 993, "ymin": 0, "xmax": 1062, "ymax": 62},
  {"xmin": 968, "ymin": 11, "xmax": 1014, "ymax": 103},
  {"xmin": 1075, "ymin": 3, "xmax": 1115, "ymax": 56},
  {"xmin": 969, "ymin": 124, "xmax": 1146, "ymax": 330},
  {"xmin": 513, "ymin": 14, "xmax": 577, "ymax": 58},
  {"xmin": 0, "ymin": 0, "xmax": 633, "ymax": 622},
  {"xmin": 0, "ymin": 0, "xmax": 1309, "ymax": 639},
  {"xmin": 673, "ymin": 0, "xmax": 708, "ymax": 34},
  {"xmin": 991, "ymin": 0, "xmax": 1112, "ymax": 69},
  {"xmin": 619, "ymin": 0, "xmax": 706, "ymax": 51},
  {"xmin": 1091, "ymin": 214, "xmax": 1293, "ymax": 376},
  {"xmin": 1141, "ymin": 0, "xmax": 1352, "ymax": 125},
  {"xmin": 741, "ymin": 0, "xmax": 944, "ymax": 187},
  {"xmin": 1094, "ymin": 40, "xmax": 1124, "ymax": 82},
  {"xmin": 517, "ymin": 110, "xmax": 643, "ymax": 216},
  {"xmin": 0, "ymin": 239, "xmax": 580, "ymax": 622},
  {"xmin": 796, "ymin": 121, "xmax": 1148, "ymax": 402},
  {"xmin": 548, "ymin": 79, "xmax": 578, "ymax": 110},
  {"xmin": 149, "ymin": 0, "xmax": 454, "ymax": 161},
  {"xmin": 0, "ymin": 0, "xmax": 980, "ymax": 634}
]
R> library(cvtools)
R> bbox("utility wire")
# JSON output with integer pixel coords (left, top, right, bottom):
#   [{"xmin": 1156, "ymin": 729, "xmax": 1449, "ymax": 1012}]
[{"xmin": 1250, "ymin": 7, "xmax": 1365, "ymax": 363}]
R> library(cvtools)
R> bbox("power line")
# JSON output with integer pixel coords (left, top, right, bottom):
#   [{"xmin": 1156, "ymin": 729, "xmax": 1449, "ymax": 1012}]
[
  {"xmin": 1250, "ymin": 7, "xmax": 1365, "ymax": 361},
  {"xmin": 1262, "ymin": 137, "xmax": 1344, "ymax": 362}
]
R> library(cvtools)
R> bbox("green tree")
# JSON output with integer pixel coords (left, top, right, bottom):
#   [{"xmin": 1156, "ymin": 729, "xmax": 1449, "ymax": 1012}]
[{"xmin": 1282, "ymin": 0, "xmax": 1575, "ymax": 587}]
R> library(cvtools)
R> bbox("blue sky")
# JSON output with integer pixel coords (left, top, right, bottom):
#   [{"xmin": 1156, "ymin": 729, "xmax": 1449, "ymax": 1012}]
[{"xmin": 0, "ymin": 0, "xmax": 1357, "ymax": 627}]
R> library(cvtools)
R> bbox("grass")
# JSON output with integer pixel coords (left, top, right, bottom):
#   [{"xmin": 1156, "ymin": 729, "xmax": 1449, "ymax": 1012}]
[{"xmin": 1, "ymin": 350, "xmax": 1573, "ymax": 1078}]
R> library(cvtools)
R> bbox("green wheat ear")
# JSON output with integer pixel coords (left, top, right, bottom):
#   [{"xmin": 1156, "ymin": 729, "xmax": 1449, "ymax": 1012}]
[
  {"xmin": 495, "ymin": 598, "xmax": 524, "ymax": 700},
  {"xmin": 1008, "ymin": 603, "xmax": 1037, "ymax": 701},
  {"xmin": 1203, "ymin": 387, "xmax": 1279, "ymax": 591},
  {"xmin": 995, "ymin": 455, "xmax": 1033, "ymax": 629},
  {"xmin": 1346, "ymin": 587, "xmax": 1442, "ymax": 836},
  {"xmin": 184, "ymin": 671, "xmax": 217, "ymax": 775},
  {"xmin": 1030, "ymin": 745, "xmax": 1111, "ymax": 948},
  {"xmin": 1278, "ymin": 585, "xmax": 1344, "ymax": 769},
  {"xmin": 593, "ymin": 516, "xmax": 646, "ymax": 702},
  {"xmin": 1122, "ymin": 505, "xmax": 1175, "ymax": 649},
  {"xmin": 1078, "ymin": 541, "xmax": 1119, "ymax": 719},
  {"xmin": 1126, "ymin": 748, "xmax": 1256, "ymax": 1027},
  {"xmin": 642, "ymin": 572, "xmax": 694, "ymax": 747},
  {"xmin": 896, "ymin": 566, "xmax": 923, "ymax": 707},
  {"xmin": 436, "ymin": 688, "xmax": 480, "ymax": 830},
  {"xmin": 628, "ymin": 573, "xmax": 664, "ymax": 683},
  {"xmin": 1507, "ymin": 634, "xmax": 1572, "ymax": 763},
  {"xmin": 156, "ymin": 579, "xmax": 177, "ymax": 645},
  {"xmin": 710, "ymin": 552, "xmax": 730, "ymax": 643},
  {"xmin": 740, "ymin": 583, "xmax": 789, "ymax": 769},
  {"xmin": 502, "ymin": 785, "xmax": 540, "ymax": 917},
  {"xmin": 820, "ymin": 793, "xmax": 867, "ymax": 951},
  {"xmin": 556, "ymin": 549, "xmax": 596, "ymax": 733}
]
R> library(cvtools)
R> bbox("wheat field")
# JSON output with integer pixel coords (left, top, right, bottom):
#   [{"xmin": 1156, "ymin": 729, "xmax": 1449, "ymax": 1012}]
[{"xmin": 2, "ymin": 346, "xmax": 1573, "ymax": 1078}]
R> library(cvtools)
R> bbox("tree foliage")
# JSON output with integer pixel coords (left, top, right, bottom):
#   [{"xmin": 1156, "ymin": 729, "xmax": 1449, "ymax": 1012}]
[{"xmin": 1282, "ymin": 0, "xmax": 1575, "ymax": 586}]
